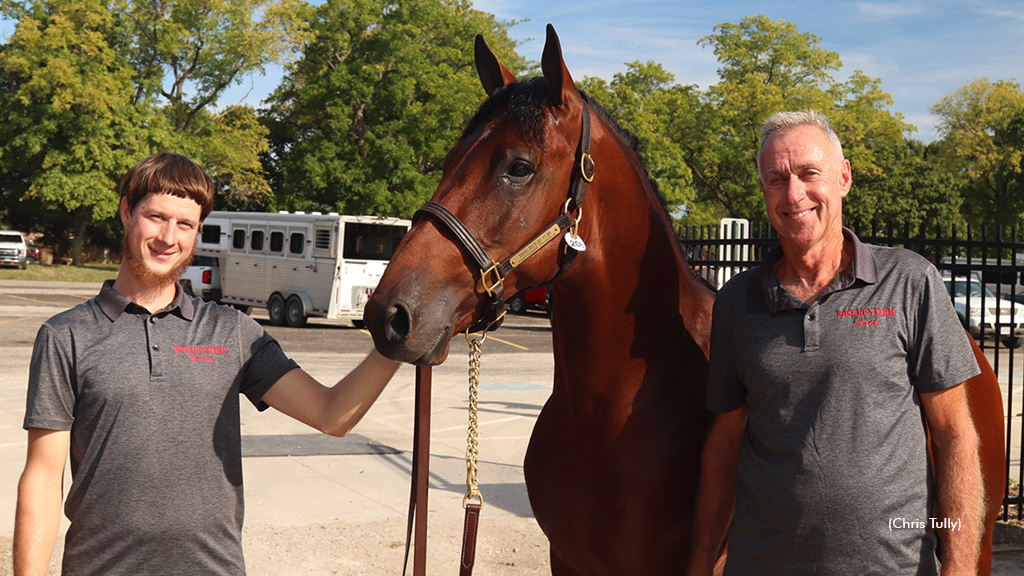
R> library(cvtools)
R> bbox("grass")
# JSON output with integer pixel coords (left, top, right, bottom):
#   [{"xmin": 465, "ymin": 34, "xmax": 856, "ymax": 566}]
[{"xmin": 0, "ymin": 262, "xmax": 119, "ymax": 283}]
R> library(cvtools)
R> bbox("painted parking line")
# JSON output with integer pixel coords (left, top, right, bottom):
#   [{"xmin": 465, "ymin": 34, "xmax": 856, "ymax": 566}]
[
  {"xmin": 487, "ymin": 335, "xmax": 528, "ymax": 351},
  {"xmin": 0, "ymin": 316, "xmax": 33, "ymax": 325}
]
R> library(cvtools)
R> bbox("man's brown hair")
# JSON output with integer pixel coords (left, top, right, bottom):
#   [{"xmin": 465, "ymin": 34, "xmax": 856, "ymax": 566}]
[{"xmin": 118, "ymin": 153, "xmax": 214, "ymax": 221}]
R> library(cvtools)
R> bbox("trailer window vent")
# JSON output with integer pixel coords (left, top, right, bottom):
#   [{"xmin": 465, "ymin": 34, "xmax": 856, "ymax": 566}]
[{"xmin": 315, "ymin": 229, "xmax": 332, "ymax": 250}]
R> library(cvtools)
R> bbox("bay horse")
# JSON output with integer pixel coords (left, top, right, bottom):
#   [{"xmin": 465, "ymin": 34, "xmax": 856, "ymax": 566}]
[{"xmin": 364, "ymin": 25, "xmax": 1005, "ymax": 575}]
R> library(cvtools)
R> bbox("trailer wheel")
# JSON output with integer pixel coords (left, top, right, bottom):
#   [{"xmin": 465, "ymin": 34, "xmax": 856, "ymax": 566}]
[
  {"xmin": 286, "ymin": 295, "xmax": 307, "ymax": 328},
  {"xmin": 268, "ymin": 294, "xmax": 286, "ymax": 326}
]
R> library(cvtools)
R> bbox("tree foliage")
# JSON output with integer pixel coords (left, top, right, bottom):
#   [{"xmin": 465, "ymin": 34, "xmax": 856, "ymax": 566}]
[
  {"xmin": 0, "ymin": 0, "xmax": 159, "ymax": 263},
  {"xmin": 674, "ymin": 15, "xmax": 917, "ymax": 225},
  {"xmin": 110, "ymin": 0, "xmax": 307, "ymax": 209},
  {"xmin": 0, "ymin": 0, "xmax": 303, "ymax": 262},
  {"xmin": 931, "ymin": 78, "xmax": 1024, "ymax": 227},
  {"xmin": 260, "ymin": 0, "xmax": 526, "ymax": 218},
  {"xmin": 579, "ymin": 62, "xmax": 702, "ymax": 219}
]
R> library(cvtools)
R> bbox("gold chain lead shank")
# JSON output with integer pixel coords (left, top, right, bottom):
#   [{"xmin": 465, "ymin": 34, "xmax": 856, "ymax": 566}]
[{"xmin": 464, "ymin": 333, "xmax": 484, "ymax": 508}]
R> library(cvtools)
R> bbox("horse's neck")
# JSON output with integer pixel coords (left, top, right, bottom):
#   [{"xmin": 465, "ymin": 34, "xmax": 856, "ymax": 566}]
[
  {"xmin": 549, "ymin": 141, "xmax": 713, "ymax": 381},
  {"xmin": 556, "ymin": 126, "xmax": 712, "ymax": 349}
]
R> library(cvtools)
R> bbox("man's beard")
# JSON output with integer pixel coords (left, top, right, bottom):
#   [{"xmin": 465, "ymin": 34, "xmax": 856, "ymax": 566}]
[{"xmin": 121, "ymin": 228, "xmax": 195, "ymax": 289}]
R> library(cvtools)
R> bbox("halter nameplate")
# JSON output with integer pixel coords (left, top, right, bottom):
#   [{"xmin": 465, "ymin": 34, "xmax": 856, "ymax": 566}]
[{"xmin": 509, "ymin": 222, "xmax": 563, "ymax": 269}]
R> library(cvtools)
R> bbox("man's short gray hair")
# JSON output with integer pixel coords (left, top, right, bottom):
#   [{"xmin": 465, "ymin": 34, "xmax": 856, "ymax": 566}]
[{"xmin": 757, "ymin": 110, "xmax": 844, "ymax": 172}]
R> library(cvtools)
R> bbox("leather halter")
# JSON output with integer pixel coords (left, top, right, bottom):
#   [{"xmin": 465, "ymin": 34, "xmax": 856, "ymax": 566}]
[{"xmin": 414, "ymin": 99, "xmax": 596, "ymax": 333}]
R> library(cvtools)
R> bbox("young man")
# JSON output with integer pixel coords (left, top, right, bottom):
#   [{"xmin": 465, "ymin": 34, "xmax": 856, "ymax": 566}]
[
  {"xmin": 14, "ymin": 153, "xmax": 401, "ymax": 575},
  {"xmin": 688, "ymin": 111, "xmax": 984, "ymax": 575}
]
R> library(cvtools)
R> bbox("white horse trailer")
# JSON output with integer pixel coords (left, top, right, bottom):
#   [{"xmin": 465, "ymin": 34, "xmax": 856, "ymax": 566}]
[{"xmin": 196, "ymin": 211, "xmax": 410, "ymax": 327}]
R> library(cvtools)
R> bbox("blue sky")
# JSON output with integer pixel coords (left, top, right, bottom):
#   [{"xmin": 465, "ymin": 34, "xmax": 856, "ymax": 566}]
[{"xmin": 4, "ymin": 1, "xmax": 1023, "ymax": 142}]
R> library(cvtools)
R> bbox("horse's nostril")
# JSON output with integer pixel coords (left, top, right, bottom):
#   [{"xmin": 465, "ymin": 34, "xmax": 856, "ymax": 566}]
[{"xmin": 388, "ymin": 303, "xmax": 411, "ymax": 341}]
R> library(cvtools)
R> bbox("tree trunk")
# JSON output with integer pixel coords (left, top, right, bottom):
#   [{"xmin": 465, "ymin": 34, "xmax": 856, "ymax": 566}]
[{"xmin": 71, "ymin": 209, "xmax": 89, "ymax": 267}]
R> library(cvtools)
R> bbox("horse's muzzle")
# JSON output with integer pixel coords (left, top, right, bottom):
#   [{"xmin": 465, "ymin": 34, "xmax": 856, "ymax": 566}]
[{"xmin": 364, "ymin": 294, "xmax": 453, "ymax": 366}]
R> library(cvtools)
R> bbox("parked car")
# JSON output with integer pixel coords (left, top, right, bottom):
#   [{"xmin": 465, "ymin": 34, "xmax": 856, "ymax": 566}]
[
  {"xmin": 179, "ymin": 255, "xmax": 222, "ymax": 302},
  {"xmin": 25, "ymin": 242, "xmax": 40, "ymax": 262},
  {"xmin": 0, "ymin": 230, "xmax": 28, "ymax": 269},
  {"xmin": 943, "ymin": 273, "xmax": 1024, "ymax": 348},
  {"xmin": 508, "ymin": 286, "xmax": 552, "ymax": 315}
]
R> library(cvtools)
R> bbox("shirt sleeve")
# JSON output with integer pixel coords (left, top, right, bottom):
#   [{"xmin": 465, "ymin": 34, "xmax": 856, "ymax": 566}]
[
  {"xmin": 24, "ymin": 324, "xmax": 77, "ymax": 431},
  {"xmin": 907, "ymin": 265, "xmax": 981, "ymax": 393},
  {"xmin": 235, "ymin": 313, "xmax": 299, "ymax": 411},
  {"xmin": 706, "ymin": 281, "xmax": 748, "ymax": 413}
]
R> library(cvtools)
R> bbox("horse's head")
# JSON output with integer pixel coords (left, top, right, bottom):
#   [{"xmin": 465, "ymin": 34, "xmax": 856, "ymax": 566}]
[{"xmin": 364, "ymin": 25, "xmax": 594, "ymax": 365}]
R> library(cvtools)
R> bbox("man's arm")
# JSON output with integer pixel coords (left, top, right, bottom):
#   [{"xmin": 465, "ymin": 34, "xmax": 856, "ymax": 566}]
[
  {"xmin": 921, "ymin": 384, "xmax": 984, "ymax": 576},
  {"xmin": 686, "ymin": 406, "xmax": 747, "ymax": 576},
  {"xmin": 14, "ymin": 428, "xmax": 69, "ymax": 576},
  {"xmin": 260, "ymin": 349, "xmax": 401, "ymax": 437}
]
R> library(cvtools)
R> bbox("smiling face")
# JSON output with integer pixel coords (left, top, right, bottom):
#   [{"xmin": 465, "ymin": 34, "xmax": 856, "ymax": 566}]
[
  {"xmin": 758, "ymin": 124, "xmax": 852, "ymax": 258},
  {"xmin": 120, "ymin": 192, "xmax": 201, "ymax": 289}
]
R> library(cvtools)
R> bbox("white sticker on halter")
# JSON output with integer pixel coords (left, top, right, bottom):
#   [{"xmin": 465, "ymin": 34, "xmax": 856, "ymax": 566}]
[{"xmin": 564, "ymin": 231, "xmax": 587, "ymax": 252}]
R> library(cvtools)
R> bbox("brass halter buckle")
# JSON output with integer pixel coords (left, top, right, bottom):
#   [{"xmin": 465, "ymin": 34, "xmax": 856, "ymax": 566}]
[
  {"xmin": 479, "ymin": 261, "xmax": 504, "ymax": 297},
  {"xmin": 562, "ymin": 198, "xmax": 584, "ymax": 239},
  {"xmin": 580, "ymin": 152, "xmax": 595, "ymax": 183}
]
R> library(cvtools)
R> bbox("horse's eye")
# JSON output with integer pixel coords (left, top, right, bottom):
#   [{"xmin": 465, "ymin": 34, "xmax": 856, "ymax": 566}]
[{"xmin": 506, "ymin": 161, "xmax": 534, "ymax": 181}]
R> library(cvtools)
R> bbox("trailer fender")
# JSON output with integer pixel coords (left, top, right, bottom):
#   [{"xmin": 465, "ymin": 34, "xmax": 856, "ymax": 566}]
[{"xmin": 291, "ymin": 291, "xmax": 314, "ymax": 315}]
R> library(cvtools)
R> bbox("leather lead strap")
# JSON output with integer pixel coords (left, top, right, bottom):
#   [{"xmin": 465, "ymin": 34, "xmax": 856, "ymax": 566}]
[
  {"xmin": 460, "ymin": 502, "xmax": 482, "ymax": 576},
  {"xmin": 403, "ymin": 366, "xmax": 431, "ymax": 576}
]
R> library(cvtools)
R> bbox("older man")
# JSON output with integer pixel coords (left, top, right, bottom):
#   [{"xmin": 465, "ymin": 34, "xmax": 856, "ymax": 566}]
[{"xmin": 688, "ymin": 111, "xmax": 984, "ymax": 575}]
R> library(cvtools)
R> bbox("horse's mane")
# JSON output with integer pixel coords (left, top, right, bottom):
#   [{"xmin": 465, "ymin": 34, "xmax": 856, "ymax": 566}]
[{"xmin": 462, "ymin": 77, "xmax": 672, "ymax": 219}]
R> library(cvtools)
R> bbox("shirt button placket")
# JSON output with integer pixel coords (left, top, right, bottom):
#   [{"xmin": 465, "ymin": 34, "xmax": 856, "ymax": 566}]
[
  {"xmin": 804, "ymin": 304, "xmax": 821, "ymax": 352},
  {"xmin": 147, "ymin": 315, "xmax": 165, "ymax": 381}
]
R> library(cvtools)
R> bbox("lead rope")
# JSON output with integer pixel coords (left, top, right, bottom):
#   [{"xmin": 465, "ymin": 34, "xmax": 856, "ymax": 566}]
[
  {"xmin": 465, "ymin": 333, "xmax": 484, "ymax": 507},
  {"xmin": 460, "ymin": 330, "xmax": 486, "ymax": 576}
]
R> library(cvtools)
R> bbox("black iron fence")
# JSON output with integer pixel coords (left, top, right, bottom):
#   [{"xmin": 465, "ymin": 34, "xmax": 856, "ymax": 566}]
[{"xmin": 678, "ymin": 221, "xmax": 1024, "ymax": 519}]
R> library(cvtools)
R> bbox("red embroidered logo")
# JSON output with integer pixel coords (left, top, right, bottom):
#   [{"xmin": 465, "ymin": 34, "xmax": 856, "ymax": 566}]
[
  {"xmin": 836, "ymin": 307, "xmax": 895, "ymax": 327},
  {"xmin": 174, "ymin": 344, "xmax": 227, "ymax": 362}
]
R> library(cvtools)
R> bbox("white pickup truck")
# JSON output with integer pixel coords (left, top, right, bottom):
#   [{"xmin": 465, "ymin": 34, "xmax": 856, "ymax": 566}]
[{"xmin": 0, "ymin": 230, "xmax": 28, "ymax": 269}]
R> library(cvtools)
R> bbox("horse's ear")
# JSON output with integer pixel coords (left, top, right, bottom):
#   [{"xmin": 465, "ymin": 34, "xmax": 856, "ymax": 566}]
[
  {"xmin": 541, "ymin": 24, "xmax": 576, "ymax": 108},
  {"xmin": 475, "ymin": 34, "xmax": 517, "ymax": 96}
]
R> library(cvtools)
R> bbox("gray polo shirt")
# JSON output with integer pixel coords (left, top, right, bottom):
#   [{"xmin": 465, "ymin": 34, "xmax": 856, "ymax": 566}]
[
  {"xmin": 25, "ymin": 280, "xmax": 299, "ymax": 576},
  {"xmin": 706, "ymin": 229, "xmax": 980, "ymax": 576}
]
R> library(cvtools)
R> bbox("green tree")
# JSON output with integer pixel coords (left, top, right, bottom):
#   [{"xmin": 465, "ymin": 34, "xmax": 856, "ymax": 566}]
[
  {"xmin": 112, "ymin": 0, "xmax": 308, "ymax": 210},
  {"xmin": 931, "ymin": 78, "xmax": 1024, "ymax": 227},
  {"xmin": 843, "ymin": 139, "xmax": 963, "ymax": 232},
  {"xmin": 0, "ymin": 0, "xmax": 160, "ymax": 264},
  {"xmin": 676, "ymin": 15, "xmax": 914, "ymax": 224},
  {"xmin": 261, "ymin": 0, "xmax": 526, "ymax": 217},
  {"xmin": 0, "ymin": 0, "xmax": 304, "ymax": 263},
  {"xmin": 579, "ymin": 62, "xmax": 701, "ymax": 219}
]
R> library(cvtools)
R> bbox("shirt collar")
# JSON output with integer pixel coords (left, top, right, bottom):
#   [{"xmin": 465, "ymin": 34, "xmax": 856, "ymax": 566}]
[
  {"xmin": 748, "ymin": 227, "xmax": 877, "ymax": 313},
  {"xmin": 96, "ymin": 279, "xmax": 195, "ymax": 322}
]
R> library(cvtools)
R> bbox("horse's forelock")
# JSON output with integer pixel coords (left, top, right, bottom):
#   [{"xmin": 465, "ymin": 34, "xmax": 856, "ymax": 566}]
[{"xmin": 462, "ymin": 77, "xmax": 549, "ymax": 142}]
